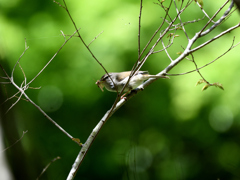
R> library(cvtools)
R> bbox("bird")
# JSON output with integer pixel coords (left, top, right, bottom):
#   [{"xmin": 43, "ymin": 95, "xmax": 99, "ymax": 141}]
[{"xmin": 95, "ymin": 71, "xmax": 169, "ymax": 98}]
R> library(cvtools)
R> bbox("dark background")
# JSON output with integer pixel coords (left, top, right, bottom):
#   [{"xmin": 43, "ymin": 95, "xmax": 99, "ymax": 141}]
[{"xmin": 1, "ymin": 0, "xmax": 240, "ymax": 179}]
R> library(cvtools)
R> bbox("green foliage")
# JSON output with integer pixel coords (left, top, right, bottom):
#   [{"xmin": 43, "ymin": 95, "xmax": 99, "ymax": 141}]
[{"xmin": 1, "ymin": 0, "xmax": 240, "ymax": 180}]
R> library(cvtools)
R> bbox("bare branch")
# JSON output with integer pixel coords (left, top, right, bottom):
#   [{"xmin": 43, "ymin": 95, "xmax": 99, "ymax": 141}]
[
  {"xmin": 189, "ymin": 54, "xmax": 207, "ymax": 82},
  {"xmin": 11, "ymin": 46, "xmax": 29, "ymax": 80},
  {"xmin": 199, "ymin": 0, "xmax": 233, "ymax": 37},
  {"xmin": 27, "ymin": 29, "xmax": 80, "ymax": 86},
  {"xmin": 0, "ymin": 29, "xmax": 82, "ymax": 146},
  {"xmin": 1, "ymin": 90, "xmax": 20, "ymax": 105},
  {"xmin": 138, "ymin": 0, "xmax": 173, "ymax": 60},
  {"xmin": 18, "ymin": 63, "xmax": 27, "ymax": 86},
  {"xmin": 161, "ymin": 15, "xmax": 206, "ymax": 32},
  {"xmin": 5, "ymin": 91, "xmax": 23, "ymax": 114},
  {"xmin": 173, "ymin": 0, "xmax": 190, "ymax": 40},
  {"xmin": 167, "ymin": 38, "xmax": 240, "ymax": 76},
  {"xmin": 196, "ymin": 1, "xmax": 215, "ymax": 23},
  {"xmin": 66, "ymin": 1, "xmax": 240, "ymax": 178},
  {"xmin": 1, "ymin": 130, "xmax": 28, "ymax": 153},
  {"xmin": 0, "ymin": 82, "xmax": 11, "ymax": 84},
  {"xmin": 1, "ymin": 0, "xmax": 236, "ymax": 179},
  {"xmin": 23, "ymin": 90, "xmax": 80, "ymax": 145},
  {"xmin": 191, "ymin": 23, "xmax": 240, "ymax": 53},
  {"xmin": 153, "ymin": 34, "xmax": 175, "ymax": 54},
  {"xmin": 36, "ymin": 156, "xmax": 61, "ymax": 180},
  {"xmin": 60, "ymin": 30, "xmax": 67, "ymax": 41},
  {"xmin": 138, "ymin": 0, "xmax": 143, "ymax": 58},
  {"xmin": 57, "ymin": 0, "xmax": 120, "ymax": 96},
  {"xmin": 160, "ymin": 36, "xmax": 173, "ymax": 61},
  {"xmin": 88, "ymin": 31, "xmax": 104, "ymax": 47}
]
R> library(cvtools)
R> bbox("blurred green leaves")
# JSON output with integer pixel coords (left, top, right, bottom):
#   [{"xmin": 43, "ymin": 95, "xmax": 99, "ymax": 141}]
[{"xmin": 1, "ymin": 0, "xmax": 240, "ymax": 180}]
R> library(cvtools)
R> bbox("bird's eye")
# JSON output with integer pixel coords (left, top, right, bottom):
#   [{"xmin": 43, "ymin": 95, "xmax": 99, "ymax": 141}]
[
  {"xmin": 103, "ymin": 76, "xmax": 109, "ymax": 80},
  {"xmin": 101, "ymin": 74, "xmax": 110, "ymax": 81}
]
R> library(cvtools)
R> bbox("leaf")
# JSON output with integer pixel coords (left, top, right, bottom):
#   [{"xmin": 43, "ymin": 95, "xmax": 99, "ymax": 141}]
[
  {"xmin": 217, "ymin": 84, "xmax": 224, "ymax": 90},
  {"xmin": 198, "ymin": 0, "xmax": 203, "ymax": 6},
  {"xmin": 202, "ymin": 84, "xmax": 209, "ymax": 91},
  {"xmin": 72, "ymin": 138, "xmax": 82, "ymax": 146},
  {"xmin": 196, "ymin": 79, "xmax": 205, "ymax": 86},
  {"xmin": 167, "ymin": 33, "xmax": 175, "ymax": 38},
  {"xmin": 194, "ymin": 0, "xmax": 203, "ymax": 6},
  {"xmin": 213, "ymin": 82, "xmax": 224, "ymax": 90}
]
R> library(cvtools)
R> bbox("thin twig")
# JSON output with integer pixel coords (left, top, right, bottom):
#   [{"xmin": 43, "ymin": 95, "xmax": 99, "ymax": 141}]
[
  {"xmin": 11, "ymin": 46, "xmax": 29, "ymax": 80},
  {"xmin": 55, "ymin": 0, "xmax": 119, "ymax": 97},
  {"xmin": 173, "ymin": 0, "xmax": 189, "ymax": 40},
  {"xmin": 18, "ymin": 63, "xmax": 27, "ymax": 86},
  {"xmin": 5, "ymin": 90, "xmax": 23, "ymax": 114},
  {"xmin": 0, "ymin": 29, "xmax": 82, "ymax": 146},
  {"xmin": 88, "ymin": 31, "xmax": 104, "ymax": 47},
  {"xmin": 161, "ymin": 15, "xmax": 206, "ymax": 30},
  {"xmin": 27, "ymin": 29, "xmax": 80, "ymax": 86},
  {"xmin": 0, "ymin": 82, "xmax": 11, "ymax": 84},
  {"xmin": 65, "ymin": 1, "xmax": 240, "ymax": 179},
  {"xmin": 1, "ymin": 130, "xmax": 28, "ymax": 152},
  {"xmin": 189, "ymin": 54, "xmax": 208, "ymax": 82},
  {"xmin": 196, "ymin": 1, "xmax": 215, "ymax": 23},
  {"xmin": 138, "ymin": 0, "xmax": 143, "ymax": 59},
  {"xmin": 199, "ymin": 0, "xmax": 232, "ymax": 37},
  {"xmin": 138, "ymin": 0, "xmax": 173, "ymax": 60},
  {"xmin": 1, "ymin": 87, "xmax": 21, "ymax": 105},
  {"xmin": 167, "ymin": 38, "xmax": 240, "ymax": 76},
  {"xmin": 36, "ymin": 156, "xmax": 61, "ymax": 180},
  {"xmin": 161, "ymin": 36, "xmax": 173, "ymax": 61},
  {"xmin": 191, "ymin": 23, "xmax": 240, "ymax": 53}
]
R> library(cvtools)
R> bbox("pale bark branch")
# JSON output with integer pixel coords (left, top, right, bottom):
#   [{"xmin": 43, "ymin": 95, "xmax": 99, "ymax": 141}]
[
  {"xmin": 67, "ymin": 1, "xmax": 239, "ymax": 179},
  {"xmin": 0, "ymin": 29, "xmax": 82, "ymax": 146}
]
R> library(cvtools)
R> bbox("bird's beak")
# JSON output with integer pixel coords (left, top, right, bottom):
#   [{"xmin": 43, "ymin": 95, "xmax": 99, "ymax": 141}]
[{"xmin": 96, "ymin": 80, "xmax": 104, "ymax": 92}]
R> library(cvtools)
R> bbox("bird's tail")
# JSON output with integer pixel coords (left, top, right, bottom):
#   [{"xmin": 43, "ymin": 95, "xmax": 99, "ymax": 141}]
[{"xmin": 145, "ymin": 74, "xmax": 170, "ymax": 79}]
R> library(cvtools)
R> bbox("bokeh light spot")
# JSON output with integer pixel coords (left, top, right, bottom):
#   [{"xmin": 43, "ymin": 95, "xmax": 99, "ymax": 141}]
[
  {"xmin": 126, "ymin": 146, "xmax": 152, "ymax": 173},
  {"xmin": 37, "ymin": 86, "xmax": 63, "ymax": 112},
  {"xmin": 209, "ymin": 106, "xmax": 233, "ymax": 132}
]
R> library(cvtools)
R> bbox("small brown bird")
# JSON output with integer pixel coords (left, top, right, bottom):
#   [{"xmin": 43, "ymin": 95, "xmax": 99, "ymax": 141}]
[{"xmin": 96, "ymin": 71, "xmax": 169, "ymax": 97}]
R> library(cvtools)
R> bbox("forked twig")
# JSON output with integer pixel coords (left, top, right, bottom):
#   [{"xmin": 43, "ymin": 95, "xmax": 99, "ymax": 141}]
[
  {"xmin": 53, "ymin": 0, "xmax": 120, "ymax": 96},
  {"xmin": 27, "ymin": 28, "xmax": 81, "ymax": 86},
  {"xmin": 11, "ymin": 46, "xmax": 29, "ymax": 80},
  {"xmin": 167, "ymin": 37, "xmax": 240, "ymax": 76},
  {"xmin": 0, "ymin": 4, "xmax": 238, "ymax": 179},
  {"xmin": 199, "ymin": 0, "xmax": 232, "ymax": 37},
  {"xmin": 196, "ymin": 1, "xmax": 215, "ymax": 23},
  {"xmin": 1, "ymin": 29, "xmax": 82, "ymax": 146}
]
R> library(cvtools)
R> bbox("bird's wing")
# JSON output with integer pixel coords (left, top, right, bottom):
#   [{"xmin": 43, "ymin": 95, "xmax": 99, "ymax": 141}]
[
  {"xmin": 137, "ymin": 71, "xmax": 149, "ymax": 75},
  {"xmin": 116, "ymin": 72, "xmax": 132, "ymax": 82}
]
